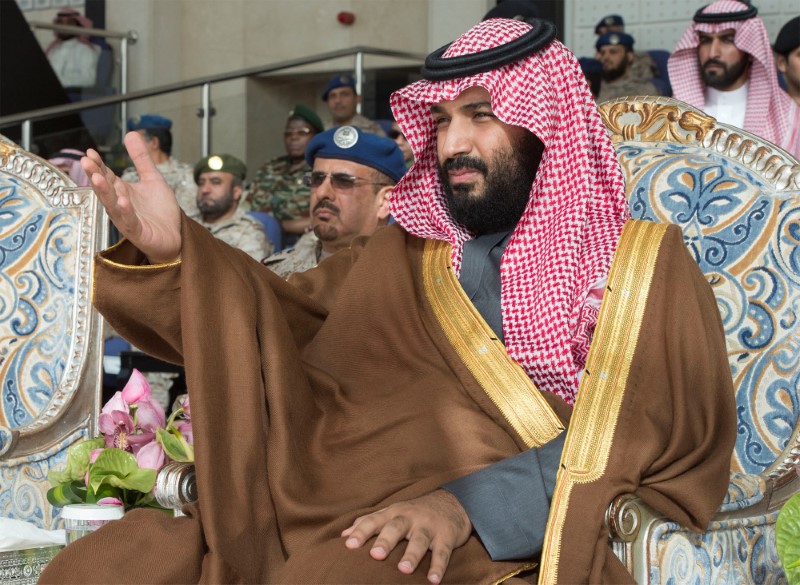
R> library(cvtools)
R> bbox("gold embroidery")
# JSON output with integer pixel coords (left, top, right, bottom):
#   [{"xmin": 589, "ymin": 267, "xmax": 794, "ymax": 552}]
[
  {"xmin": 422, "ymin": 239, "xmax": 563, "ymax": 448},
  {"xmin": 538, "ymin": 220, "xmax": 667, "ymax": 584},
  {"xmin": 96, "ymin": 238, "xmax": 182, "ymax": 270},
  {"xmin": 492, "ymin": 561, "xmax": 538, "ymax": 584}
]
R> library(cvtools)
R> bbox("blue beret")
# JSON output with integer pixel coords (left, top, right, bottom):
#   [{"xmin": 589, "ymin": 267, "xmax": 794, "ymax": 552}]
[
  {"xmin": 595, "ymin": 14, "xmax": 624, "ymax": 34},
  {"xmin": 305, "ymin": 126, "xmax": 406, "ymax": 184},
  {"xmin": 322, "ymin": 73, "xmax": 356, "ymax": 101},
  {"xmin": 596, "ymin": 32, "xmax": 634, "ymax": 51},
  {"xmin": 127, "ymin": 114, "xmax": 172, "ymax": 132}
]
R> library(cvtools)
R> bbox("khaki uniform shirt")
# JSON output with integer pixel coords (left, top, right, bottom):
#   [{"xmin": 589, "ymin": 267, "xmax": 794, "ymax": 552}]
[
  {"xmin": 262, "ymin": 231, "xmax": 324, "ymax": 278},
  {"xmin": 596, "ymin": 74, "xmax": 660, "ymax": 103},
  {"xmin": 246, "ymin": 156, "xmax": 310, "ymax": 221},
  {"xmin": 326, "ymin": 113, "xmax": 386, "ymax": 137},
  {"xmin": 198, "ymin": 209, "xmax": 273, "ymax": 261},
  {"xmin": 122, "ymin": 157, "xmax": 199, "ymax": 219}
]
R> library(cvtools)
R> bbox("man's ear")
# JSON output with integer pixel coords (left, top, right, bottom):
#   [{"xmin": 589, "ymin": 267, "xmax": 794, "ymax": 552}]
[
  {"xmin": 232, "ymin": 182, "xmax": 243, "ymax": 203},
  {"xmin": 376, "ymin": 185, "xmax": 392, "ymax": 221},
  {"xmin": 775, "ymin": 53, "xmax": 788, "ymax": 74},
  {"xmin": 626, "ymin": 51, "xmax": 634, "ymax": 65},
  {"xmin": 150, "ymin": 135, "xmax": 161, "ymax": 152}
]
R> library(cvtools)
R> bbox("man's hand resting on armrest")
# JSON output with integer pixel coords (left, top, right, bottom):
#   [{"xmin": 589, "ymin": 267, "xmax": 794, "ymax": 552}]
[
  {"xmin": 81, "ymin": 131, "xmax": 182, "ymax": 265},
  {"xmin": 341, "ymin": 489, "xmax": 472, "ymax": 585}
]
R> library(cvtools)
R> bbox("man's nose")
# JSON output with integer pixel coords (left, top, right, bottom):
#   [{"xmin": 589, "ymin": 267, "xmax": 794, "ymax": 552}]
[
  {"xmin": 439, "ymin": 121, "xmax": 472, "ymax": 160},
  {"xmin": 314, "ymin": 175, "xmax": 336, "ymax": 200},
  {"xmin": 709, "ymin": 38, "xmax": 723, "ymax": 58}
]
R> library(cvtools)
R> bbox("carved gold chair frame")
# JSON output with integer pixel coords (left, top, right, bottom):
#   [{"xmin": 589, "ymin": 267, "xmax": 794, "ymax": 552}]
[{"xmin": 598, "ymin": 96, "xmax": 800, "ymax": 583}]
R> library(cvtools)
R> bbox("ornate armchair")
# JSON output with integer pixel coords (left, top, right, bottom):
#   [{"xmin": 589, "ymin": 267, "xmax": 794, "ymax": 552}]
[
  {"xmin": 598, "ymin": 96, "xmax": 800, "ymax": 583},
  {"xmin": 0, "ymin": 134, "xmax": 106, "ymax": 529}
]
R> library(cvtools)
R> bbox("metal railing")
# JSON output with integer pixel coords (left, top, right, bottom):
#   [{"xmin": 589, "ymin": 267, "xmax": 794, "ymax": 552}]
[
  {"xmin": 0, "ymin": 46, "xmax": 425, "ymax": 156},
  {"xmin": 27, "ymin": 20, "xmax": 139, "ymax": 128}
]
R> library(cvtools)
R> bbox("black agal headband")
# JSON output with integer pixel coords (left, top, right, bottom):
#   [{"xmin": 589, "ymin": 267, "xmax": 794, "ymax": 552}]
[
  {"xmin": 420, "ymin": 18, "xmax": 557, "ymax": 81},
  {"xmin": 693, "ymin": 2, "xmax": 758, "ymax": 24}
]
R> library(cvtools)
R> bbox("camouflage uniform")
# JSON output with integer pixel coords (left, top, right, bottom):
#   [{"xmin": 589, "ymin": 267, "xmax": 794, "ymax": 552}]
[
  {"xmin": 246, "ymin": 156, "xmax": 311, "ymax": 221},
  {"xmin": 199, "ymin": 209, "xmax": 274, "ymax": 261},
  {"xmin": 631, "ymin": 51, "xmax": 658, "ymax": 80},
  {"xmin": 262, "ymin": 231, "xmax": 327, "ymax": 279},
  {"xmin": 326, "ymin": 114, "xmax": 387, "ymax": 137},
  {"xmin": 596, "ymin": 74, "xmax": 660, "ymax": 103},
  {"xmin": 122, "ymin": 157, "xmax": 199, "ymax": 219}
]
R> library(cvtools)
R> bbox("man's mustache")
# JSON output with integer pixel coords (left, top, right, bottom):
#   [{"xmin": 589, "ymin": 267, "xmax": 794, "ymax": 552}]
[
  {"xmin": 702, "ymin": 58, "xmax": 727, "ymax": 71},
  {"xmin": 442, "ymin": 156, "xmax": 488, "ymax": 175},
  {"xmin": 313, "ymin": 200, "xmax": 340, "ymax": 215}
]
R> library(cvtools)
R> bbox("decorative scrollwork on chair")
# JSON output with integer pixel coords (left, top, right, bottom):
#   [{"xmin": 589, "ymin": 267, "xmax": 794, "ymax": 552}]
[{"xmin": 598, "ymin": 96, "xmax": 800, "ymax": 584}]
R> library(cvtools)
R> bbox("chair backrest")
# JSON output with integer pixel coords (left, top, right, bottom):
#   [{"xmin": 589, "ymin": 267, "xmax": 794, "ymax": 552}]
[
  {"xmin": 247, "ymin": 210, "xmax": 282, "ymax": 252},
  {"xmin": 598, "ymin": 96, "xmax": 800, "ymax": 480},
  {"xmin": 0, "ymin": 134, "xmax": 106, "ymax": 528}
]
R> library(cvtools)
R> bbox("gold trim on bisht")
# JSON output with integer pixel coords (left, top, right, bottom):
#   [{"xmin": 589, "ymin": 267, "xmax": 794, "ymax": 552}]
[
  {"xmin": 538, "ymin": 219, "xmax": 667, "ymax": 584},
  {"xmin": 422, "ymin": 239, "xmax": 564, "ymax": 448}
]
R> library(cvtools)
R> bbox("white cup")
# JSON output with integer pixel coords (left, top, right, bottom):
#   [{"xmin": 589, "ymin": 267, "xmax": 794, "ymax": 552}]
[{"xmin": 61, "ymin": 504, "xmax": 125, "ymax": 545}]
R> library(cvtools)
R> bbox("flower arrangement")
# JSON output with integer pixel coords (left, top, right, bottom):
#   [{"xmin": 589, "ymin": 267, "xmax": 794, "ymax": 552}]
[
  {"xmin": 777, "ymin": 466, "xmax": 800, "ymax": 584},
  {"xmin": 47, "ymin": 369, "xmax": 193, "ymax": 510}
]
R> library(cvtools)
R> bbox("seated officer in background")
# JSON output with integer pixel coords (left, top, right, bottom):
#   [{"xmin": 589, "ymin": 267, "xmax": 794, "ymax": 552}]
[
  {"xmin": 247, "ymin": 104, "xmax": 324, "ymax": 241},
  {"xmin": 595, "ymin": 32, "xmax": 660, "ymax": 102},
  {"xmin": 194, "ymin": 154, "xmax": 273, "ymax": 261},
  {"xmin": 263, "ymin": 126, "xmax": 404, "ymax": 278},
  {"xmin": 122, "ymin": 114, "xmax": 198, "ymax": 218}
]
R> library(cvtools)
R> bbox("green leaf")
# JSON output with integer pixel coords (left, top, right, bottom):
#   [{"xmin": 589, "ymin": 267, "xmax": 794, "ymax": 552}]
[
  {"xmin": 46, "ymin": 480, "xmax": 87, "ymax": 507},
  {"xmin": 87, "ymin": 448, "xmax": 157, "ymax": 495},
  {"xmin": 157, "ymin": 428, "xmax": 194, "ymax": 463},
  {"xmin": 777, "ymin": 492, "xmax": 800, "ymax": 584},
  {"xmin": 48, "ymin": 437, "xmax": 105, "ymax": 486}
]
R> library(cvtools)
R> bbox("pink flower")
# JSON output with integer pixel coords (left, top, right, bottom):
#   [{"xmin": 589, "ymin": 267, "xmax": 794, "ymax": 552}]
[
  {"xmin": 136, "ymin": 396, "xmax": 166, "ymax": 432},
  {"xmin": 135, "ymin": 441, "xmax": 165, "ymax": 470},
  {"xmin": 101, "ymin": 391, "xmax": 127, "ymax": 416},
  {"xmin": 127, "ymin": 432, "xmax": 156, "ymax": 454},
  {"xmin": 89, "ymin": 449, "xmax": 104, "ymax": 464},
  {"xmin": 121, "ymin": 369, "xmax": 152, "ymax": 404},
  {"xmin": 177, "ymin": 421, "xmax": 193, "ymax": 445},
  {"xmin": 98, "ymin": 410, "xmax": 136, "ymax": 451},
  {"xmin": 97, "ymin": 497, "xmax": 124, "ymax": 507},
  {"xmin": 178, "ymin": 395, "xmax": 191, "ymax": 419}
]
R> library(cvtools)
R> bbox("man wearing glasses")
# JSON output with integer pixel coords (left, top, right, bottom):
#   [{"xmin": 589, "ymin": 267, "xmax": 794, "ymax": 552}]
[
  {"xmin": 262, "ymin": 126, "xmax": 405, "ymax": 279},
  {"xmin": 247, "ymin": 104, "xmax": 325, "ymax": 242}
]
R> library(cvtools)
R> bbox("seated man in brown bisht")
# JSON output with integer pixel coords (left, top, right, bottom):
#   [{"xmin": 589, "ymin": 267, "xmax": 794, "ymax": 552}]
[{"xmin": 41, "ymin": 17, "xmax": 736, "ymax": 585}]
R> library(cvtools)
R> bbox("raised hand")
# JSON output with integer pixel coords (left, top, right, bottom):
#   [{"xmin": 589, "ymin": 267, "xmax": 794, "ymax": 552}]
[
  {"xmin": 341, "ymin": 490, "xmax": 472, "ymax": 584},
  {"xmin": 81, "ymin": 131, "xmax": 183, "ymax": 264}
]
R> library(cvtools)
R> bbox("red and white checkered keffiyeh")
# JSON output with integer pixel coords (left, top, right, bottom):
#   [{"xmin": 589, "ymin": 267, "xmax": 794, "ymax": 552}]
[
  {"xmin": 389, "ymin": 19, "xmax": 630, "ymax": 404},
  {"xmin": 668, "ymin": 0, "xmax": 800, "ymax": 157}
]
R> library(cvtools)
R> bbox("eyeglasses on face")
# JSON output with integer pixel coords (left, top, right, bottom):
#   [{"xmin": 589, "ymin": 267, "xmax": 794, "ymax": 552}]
[
  {"xmin": 284, "ymin": 128, "xmax": 313, "ymax": 137},
  {"xmin": 387, "ymin": 129, "xmax": 403, "ymax": 140},
  {"xmin": 303, "ymin": 171, "xmax": 389, "ymax": 190}
]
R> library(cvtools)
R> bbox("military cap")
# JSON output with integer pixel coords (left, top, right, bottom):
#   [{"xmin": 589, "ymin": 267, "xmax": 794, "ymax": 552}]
[
  {"xmin": 774, "ymin": 16, "xmax": 800, "ymax": 56},
  {"xmin": 288, "ymin": 104, "xmax": 324, "ymax": 134},
  {"xmin": 596, "ymin": 32, "xmax": 635, "ymax": 51},
  {"xmin": 305, "ymin": 126, "xmax": 406, "ymax": 184},
  {"xmin": 321, "ymin": 74, "xmax": 357, "ymax": 101},
  {"xmin": 127, "ymin": 114, "xmax": 172, "ymax": 132},
  {"xmin": 193, "ymin": 154, "xmax": 247, "ymax": 184},
  {"xmin": 595, "ymin": 14, "xmax": 624, "ymax": 35}
]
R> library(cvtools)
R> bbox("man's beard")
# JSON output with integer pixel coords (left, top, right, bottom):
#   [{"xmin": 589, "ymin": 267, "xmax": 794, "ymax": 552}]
[
  {"xmin": 602, "ymin": 59, "xmax": 628, "ymax": 82},
  {"xmin": 437, "ymin": 131, "xmax": 544, "ymax": 235},
  {"xmin": 197, "ymin": 190, "xmax": 235, "ymax": 221},
  {"xmin": 311, "ymin": 199, "xmax": 342, "ymax": 241},
  {"xmin": 701, "ymin": 56, "xmax": 749, "ymax": 89}
]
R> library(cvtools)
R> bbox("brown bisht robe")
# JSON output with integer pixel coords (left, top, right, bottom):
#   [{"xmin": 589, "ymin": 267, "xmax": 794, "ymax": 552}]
[{"xmin": 41, "ymin": 217, "xmax": 735, "ymax": 584}]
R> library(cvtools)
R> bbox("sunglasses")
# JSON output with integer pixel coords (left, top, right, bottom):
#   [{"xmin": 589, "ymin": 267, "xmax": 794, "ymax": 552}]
[
  {"xmin": 303, "ymin": 171, "xmax": 389, "ymax": 190},
  {"xmin": 387, "ymin": 129, "xmax": 403, "ymax": 140}
]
